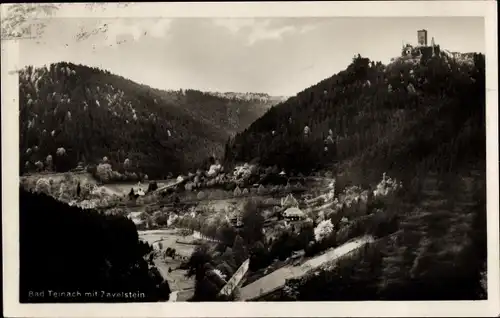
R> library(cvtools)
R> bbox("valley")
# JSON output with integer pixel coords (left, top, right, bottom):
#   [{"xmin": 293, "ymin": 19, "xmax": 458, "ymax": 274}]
[{"xmin": 18, "ymin": 34, "xmax": 487, "ymax": 303}]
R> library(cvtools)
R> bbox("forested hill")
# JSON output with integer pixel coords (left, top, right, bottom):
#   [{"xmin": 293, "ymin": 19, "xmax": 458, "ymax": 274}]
[
  {"xmin": 226, "ymin": 50, "xmax": 486, "ymax": 302},
  {"xmin": 226, "ymin": 50, "xmax": 485, "ymax": 185},
  {"xmin": 19, "ymin": 62, "xmax": 284, "ymax": 178},
  {"xmin": 19, "ymin": 188, "xmax": 170, "ymax": 302}
]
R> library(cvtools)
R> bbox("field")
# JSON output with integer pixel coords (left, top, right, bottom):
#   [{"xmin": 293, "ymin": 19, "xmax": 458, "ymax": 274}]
[{"xmin": 138, "ymin": 229, "xmax": 197, "ymax": 295}]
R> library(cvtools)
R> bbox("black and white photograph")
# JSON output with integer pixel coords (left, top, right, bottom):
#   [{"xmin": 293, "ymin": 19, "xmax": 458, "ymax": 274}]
[{"xmin": 2, "ymin": 1, "xmax": 499, "ymax": 317}]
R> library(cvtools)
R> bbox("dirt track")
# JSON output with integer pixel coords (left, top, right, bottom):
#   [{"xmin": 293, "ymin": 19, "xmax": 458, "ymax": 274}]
[{"xmin": 238, "ymin": 236, "xmax": 374, "ymax": 301}]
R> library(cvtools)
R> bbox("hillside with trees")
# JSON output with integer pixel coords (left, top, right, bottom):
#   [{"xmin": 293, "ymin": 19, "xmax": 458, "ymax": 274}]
[
  {"xmin": 19, "ymin": 62, "xmax": 284, "ymax": 178},
  {"xmin": 225, "ymin": 50, "xmax": 487, "ymax": 300},
  {"xmin": 226, "ymin": 51, "xmax": 484, "ymax": 183},
  {"xmin": 19, "ymin": 188, "xmax": 171, "ymax": 302}
]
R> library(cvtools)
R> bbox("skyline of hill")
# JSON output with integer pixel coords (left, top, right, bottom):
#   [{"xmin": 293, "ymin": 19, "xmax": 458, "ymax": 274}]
[
  {"xmin": 222, "ymin": 45, "xmax": 487, "ymax": 302},
  {"xmin": 226, "ymin": 47, "xmax": 484, "ymax": 183},
  {"xmin": 19, "ymin": 62, "xmax": 285, "ymax": 178}
]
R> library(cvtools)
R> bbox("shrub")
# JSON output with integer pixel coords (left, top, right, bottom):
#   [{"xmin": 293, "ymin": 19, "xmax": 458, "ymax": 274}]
[
  {"xmin": 35, "ymin": 178, "xmax": 51, "ymax": 195},
  {"xmin": 314, "ymin": 219, "xmax": 334, "ymax": 242}
]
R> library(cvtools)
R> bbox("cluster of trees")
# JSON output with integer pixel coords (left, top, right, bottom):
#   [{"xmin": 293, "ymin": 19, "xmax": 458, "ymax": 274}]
[
  {"xmin": 19, "ymin": 188, "xmax": 171, "ymax": 302},
  {"xmin": 273, "ymin": 164, "xmax": 485, "ymax": 301},
  {"xmin": 20, "ymin": 173, "xmax": 126, "ymax": 210},
  {"xmin": 19, "ymin": 62, "xmax": 280, "ymax": 178},
  {"xmin": 277, "ymin": 145, "xmax": 486, "ymax": 300},
  {"xmin": 180, "ymin": 199, "xmax": 323, "ymax": 300},
  {"xmin": 282, "ymin": 188, "xmax": 485, "ymax": 301},
  {"xmin": 180, "ymin": 200, "xmax": 267, "ymax": 301},
  {"xmin": 178, "ymin": 169, "xmax": 421, "ymax": 301},
  {"xmin": 181, "ymin": 176, "xmax": 410, "ymax": 300},
  {"xmin": 87, "ymin": 157, "xmax": 148, "ymax": 183}
]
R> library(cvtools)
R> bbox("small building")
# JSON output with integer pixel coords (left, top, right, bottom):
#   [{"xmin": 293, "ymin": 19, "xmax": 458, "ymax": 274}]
[
  {"xmin": 233, "ymin": 186, "xmax": 242, "ymax": 197},
  {"xmin": 230, "ymin": 215, "xmax": 243, "ymax": 228},
  {"xmin": 207, "ymin": 163, "xmax": 222, "ymax": 177},
  {"xmin": 283, "ymin": 207, "xmax": 306, "ymax": 221},
  {"xmin": 281, "ymin": 194, "xmax": 299, "ymax": 209}
]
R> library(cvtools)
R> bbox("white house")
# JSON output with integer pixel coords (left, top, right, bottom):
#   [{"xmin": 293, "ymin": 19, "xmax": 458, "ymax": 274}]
[{"xmin": 283, "ymin": 207, "xmax": 306, "ymax": 221}]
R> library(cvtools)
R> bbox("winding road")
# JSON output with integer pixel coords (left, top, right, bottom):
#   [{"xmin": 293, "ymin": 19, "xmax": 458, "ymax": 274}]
[{"xmin": 238, "ymin": 236, "xmax": 374, "ymax": 301}]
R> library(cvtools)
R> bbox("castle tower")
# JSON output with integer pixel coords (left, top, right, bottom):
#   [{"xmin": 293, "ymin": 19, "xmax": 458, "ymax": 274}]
[{"xmin": 417, "ymin": 29, "xmax": 428, "ymax": 46}]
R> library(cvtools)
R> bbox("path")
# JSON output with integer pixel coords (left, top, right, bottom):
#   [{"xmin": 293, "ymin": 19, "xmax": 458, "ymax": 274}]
[
  {"xmin": 139, "ymin": 229, "xmax": 200, "ymax": 301},
  {"xmin": 238, "ymin": 236, "xmax": 374, "ymax": 301},
  {"xmin": 219, "ymin": 259, "xmax": 250, "ymax": 297},
  {"xmin": 148, "ymin": 175, "xmax": 196, "ymax": 196},
  {"xmin": 153, "ymin": 258, "xmax": 182, "ymax": 295},
  {"xmin": 169, "ymin": 291, "xmax": 179, "ymax": 302}
]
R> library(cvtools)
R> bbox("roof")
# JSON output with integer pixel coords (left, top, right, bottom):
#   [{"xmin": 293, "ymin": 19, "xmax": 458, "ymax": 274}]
[
  {"xmin": 281, "ymin": 194, "xmax": 298, "ymax": 207},
  {"xmin": 130, "ymin": 218, "xmax": 145, "ymax": 225},
  {"xmin": 129, "ymin": 211, "xmax": 144, "ymax": 218},
  {"xmin": 283, "ymin": 207, "xmax": 305, "ymax": 218}
]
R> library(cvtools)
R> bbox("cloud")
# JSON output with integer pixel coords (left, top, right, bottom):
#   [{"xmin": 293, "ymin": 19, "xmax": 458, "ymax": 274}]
[
  {"xmin": 212, "ymin": 18, "xmax": 318, "ymax": 46},
  {"xmin": 299, "ymin": 24, "xmax": 318, "ymax": 34},
  {"xmin": 148, "ymin": 18, "xmax": 172, "ymax": 38},
  {"xmin": 246, "ymin": 23, "xmax": 296, "ymax": 46},
  {"xmin": 212, "ymin": 18, "xmax": 257, "ymax": 35},
  {"xmin": 103, "ymin": 18, "xmax": 172, "ymax": 46}
]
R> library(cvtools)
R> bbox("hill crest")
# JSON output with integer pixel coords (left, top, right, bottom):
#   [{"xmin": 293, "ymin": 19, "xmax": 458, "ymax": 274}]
[{"xmin": 19, "ymin": 62, "xmax": 283, "ymax": 178}]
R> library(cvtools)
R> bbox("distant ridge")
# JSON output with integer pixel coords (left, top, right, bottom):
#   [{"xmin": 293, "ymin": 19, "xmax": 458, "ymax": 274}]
[{"xmin": 19, "ymin": 62, "xmax": 283, "ymax": 178}]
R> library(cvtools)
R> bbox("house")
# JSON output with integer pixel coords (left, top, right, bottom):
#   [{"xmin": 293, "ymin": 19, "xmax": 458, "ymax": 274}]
[
  {"xmin": 184, "ymin": 182, "xmax": 194, "ymax": 191},
  {"xmin": 207, "ymin": 163, "xmax": 222, "ymax": 177},
  {"xmin": 281, "ymin": 193, "xmax": 299, "ymax": 209},
  {"xmin": 283, "ymin": 207, "xmax": 306, "ymax": 221},
  {"xmin": 233, "ymin": 186, "xmax": 242, "ymax": 197},
  {"xmin": 230, "ymin": 215, "xmax": 243, "ymax": 228}
]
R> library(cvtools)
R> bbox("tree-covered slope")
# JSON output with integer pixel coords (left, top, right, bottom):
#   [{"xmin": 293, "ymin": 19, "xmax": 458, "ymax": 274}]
[
  {"xmin": 19, "ymin": 62, "xmax": 282, "ymax": 178},
  {"xmin": 226, "ymin": 51, "xmax": 485, "ymax": 185},
  {"xmin": 19, "ymin": 188, "xmax": 171, "ymax": 302},
  {"xmin": 226, "ymin": 50, "xmax": 487, "ymax": 301}
]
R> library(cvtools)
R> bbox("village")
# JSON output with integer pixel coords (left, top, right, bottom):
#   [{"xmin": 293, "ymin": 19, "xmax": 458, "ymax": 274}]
[
  {"xmin": 117, "ymin": 160, "xmax": 400, "ymax": 301},
  {"xmin": 20, "ymin": 154, "xmax": 401, "ymax": 301}
]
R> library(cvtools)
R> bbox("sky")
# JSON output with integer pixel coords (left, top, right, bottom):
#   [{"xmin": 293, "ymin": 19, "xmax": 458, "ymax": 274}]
[{"xmin": 19, "ymin": 16, "xmax": 485, "ymax": 96}]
